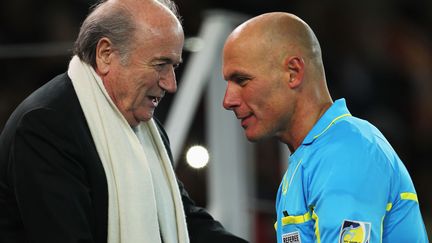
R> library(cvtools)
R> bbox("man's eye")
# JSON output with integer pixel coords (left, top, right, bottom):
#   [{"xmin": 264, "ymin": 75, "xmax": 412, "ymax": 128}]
[
  {"xmin": 235, "ymin": 77, "xmax": 249, "ymax": 86},
  {"xmin": 154, "ymin": 63, "xmax": 179, "ymax": 70},
  {"xmin": 153, "ymin": 63, "xmax": 167, "ymax": 71}
]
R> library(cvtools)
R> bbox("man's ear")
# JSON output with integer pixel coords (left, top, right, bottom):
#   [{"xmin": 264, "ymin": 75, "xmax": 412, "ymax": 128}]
[
  {"xmin": 283, "ymin": 56, "xmax": 305, "ymax": 89},
  {"xmin": 95, "ymin": 37, "xmax": 114, "ymax": 75}
]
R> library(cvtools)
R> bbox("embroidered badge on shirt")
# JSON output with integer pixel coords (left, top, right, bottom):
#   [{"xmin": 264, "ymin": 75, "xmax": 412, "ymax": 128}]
[
  {"xmin": 338, "ymin": 219, "xmax": 371, "ymax": 243},
  {"xmin": 282, "ymin": 231, "xmax": 301, "ymax": 243}
]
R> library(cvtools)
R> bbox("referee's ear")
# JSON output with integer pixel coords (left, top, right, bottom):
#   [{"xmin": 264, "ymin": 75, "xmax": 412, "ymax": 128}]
[{"xmin": 284, "ymin": 55, "xmax": 305, "ymax": 89}]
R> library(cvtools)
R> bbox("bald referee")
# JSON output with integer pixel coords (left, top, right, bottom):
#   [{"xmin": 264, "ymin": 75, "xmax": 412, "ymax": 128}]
[{"xmin": 221, "ymin": 12, "xmax": 429, "ymax": 242}]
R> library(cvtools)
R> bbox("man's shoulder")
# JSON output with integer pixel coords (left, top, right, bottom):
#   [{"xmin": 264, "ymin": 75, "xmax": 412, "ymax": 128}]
[
  {"xmin": 305, "ymin": 117, "xmax": 393, "ymax": 166},
  {"xmin": 1, "ymin": 73, "xmax": 88, "ymax": 145},
  {"xmin": 7, "ymin": 73, "xmax": 82, "ymax": 126},
  {"xmin": 304, "ymin": 116, "xmax": 399, "ymax": 183},
  {"xmin": 316, "ymin": 116, "xmax": 385, "ymax": 150},
  {"xmin": 21, "ymin": 73, "xmax": 76, "ymax": 111}
]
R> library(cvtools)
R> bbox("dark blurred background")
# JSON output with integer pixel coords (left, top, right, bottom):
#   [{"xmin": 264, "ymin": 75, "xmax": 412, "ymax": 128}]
[{"xmin": 1, "ymin": 0, "xmax": 431, "ymax": 241}]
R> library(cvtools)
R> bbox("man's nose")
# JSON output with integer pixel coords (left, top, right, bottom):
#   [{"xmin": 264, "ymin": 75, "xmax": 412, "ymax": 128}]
[
  {"xmin": 222, "ymin": 82, "xmax": 240, "ymax": 110},
  {"xmin": 159, "ymin": 67, "xmax": 177, "ymax": 93}
]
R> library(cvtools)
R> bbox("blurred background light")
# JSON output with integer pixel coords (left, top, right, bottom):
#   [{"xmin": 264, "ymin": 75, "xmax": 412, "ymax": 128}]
[
  {"xmin": 186, "ymin": 145, "xmax": 209, "ymax": 169},
  {"xmin": 184, "ymin": 37, "xmax": 204, "ymax": 52}
]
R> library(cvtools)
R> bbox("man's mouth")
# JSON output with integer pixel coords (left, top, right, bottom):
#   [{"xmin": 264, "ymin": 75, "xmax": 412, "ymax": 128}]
[
  {"xmin": 149, "ymin": 96, "xmax": 162, "ymax": 106},
  {"xmin": 239, "ymin": 114, "xmax": 253, "ymax": 128}
]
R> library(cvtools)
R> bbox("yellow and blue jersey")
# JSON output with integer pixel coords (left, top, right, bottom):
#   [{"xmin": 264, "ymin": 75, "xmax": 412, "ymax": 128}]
[{"xmin": 275, "ymin": 99, "xmax": 428, "ymax": 243}]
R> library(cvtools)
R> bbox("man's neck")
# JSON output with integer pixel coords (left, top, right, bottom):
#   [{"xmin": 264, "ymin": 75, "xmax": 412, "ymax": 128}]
[{"xmin": 279, "ymin": 99, "xmax": 333, "ymax": 153}]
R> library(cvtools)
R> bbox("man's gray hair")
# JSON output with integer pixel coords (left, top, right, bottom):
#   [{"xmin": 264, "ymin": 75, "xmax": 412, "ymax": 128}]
[{"xmin": 73, "ymin": 0, "xmax": 181, "ymax": 68}]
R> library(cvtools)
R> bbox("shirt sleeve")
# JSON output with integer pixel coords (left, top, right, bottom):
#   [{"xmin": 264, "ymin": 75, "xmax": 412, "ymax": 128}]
[{"xmin": 381, "ymin": 158, "xmax": 429, "ymax": 242}]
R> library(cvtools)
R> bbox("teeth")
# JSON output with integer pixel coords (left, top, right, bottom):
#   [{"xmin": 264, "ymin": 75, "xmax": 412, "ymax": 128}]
[{"xmin": 151, "ymin": 96, "xmax": 160, "ymax": 105}]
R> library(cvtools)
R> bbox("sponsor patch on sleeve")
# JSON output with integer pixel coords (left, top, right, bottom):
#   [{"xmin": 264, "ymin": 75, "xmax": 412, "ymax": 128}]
[
  {"xmin": 282, "ymin": 231, "xmax": 301, "ymax": 243},
  {"xmin": 338, "ymin": 219, "xmax": 371, "ymax": 243}
]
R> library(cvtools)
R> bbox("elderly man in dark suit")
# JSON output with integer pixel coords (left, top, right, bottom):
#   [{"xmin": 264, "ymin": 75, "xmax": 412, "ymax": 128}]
[{"xmin": 0, "ymin": 0, "xmax": 248, "ymax": 242}]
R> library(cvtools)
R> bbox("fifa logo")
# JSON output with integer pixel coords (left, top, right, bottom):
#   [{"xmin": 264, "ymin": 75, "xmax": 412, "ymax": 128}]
[{"xmin": 339, "ymin": 220, "xmax": 371, "ymax": 243}]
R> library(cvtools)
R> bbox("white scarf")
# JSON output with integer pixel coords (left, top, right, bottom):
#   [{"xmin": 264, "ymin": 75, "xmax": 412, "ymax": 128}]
[{"xmin": 67, "ymin": 56, "xmax": 189, "ymax": 243}]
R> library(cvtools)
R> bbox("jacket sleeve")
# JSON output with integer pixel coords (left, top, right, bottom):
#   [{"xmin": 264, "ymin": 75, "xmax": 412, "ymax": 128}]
[
  {"xmin": 154, "ymin": 118, "xmax": 248, "ymax": 243},
  {"xmin": 10, "ymin": 108, "xmax": 96, "ymax": 243}
]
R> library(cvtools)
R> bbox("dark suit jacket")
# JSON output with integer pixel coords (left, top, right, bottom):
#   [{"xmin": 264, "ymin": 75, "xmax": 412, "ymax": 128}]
[{"xmin": 0, "ymin": 73, "xmax": 247, "ymax": 243}]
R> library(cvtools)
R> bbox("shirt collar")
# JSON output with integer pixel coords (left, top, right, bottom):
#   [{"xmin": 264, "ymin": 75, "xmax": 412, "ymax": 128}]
[{"xmin": 302, "ymin": 98, "xmax": 352, "ymax": 145}]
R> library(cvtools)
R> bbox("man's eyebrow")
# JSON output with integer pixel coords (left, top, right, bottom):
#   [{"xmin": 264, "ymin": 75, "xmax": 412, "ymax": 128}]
[
  {"xmin": 154, "ymin": 56, "xmax": 183, "ymax": 64},
  {"xmin": 225, "ymin": 71, "xmax": 250, "ymax": 81}
]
